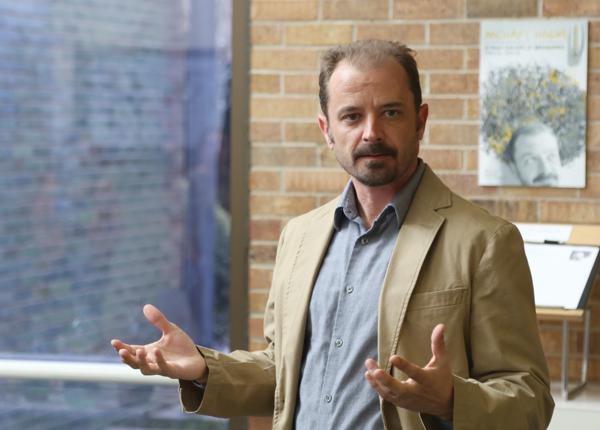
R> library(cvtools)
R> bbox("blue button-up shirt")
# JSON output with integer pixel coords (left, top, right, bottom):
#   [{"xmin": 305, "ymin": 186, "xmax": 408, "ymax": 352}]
[{"xmin": 294, "ymin": 161, "xmax": 426, "ymax": 429}]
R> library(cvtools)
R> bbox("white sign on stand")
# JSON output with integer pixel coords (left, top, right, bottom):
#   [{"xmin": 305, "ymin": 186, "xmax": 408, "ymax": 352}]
[{"xmin": 524, "ymin": 243, "xmax": 599, "ymax": 309}]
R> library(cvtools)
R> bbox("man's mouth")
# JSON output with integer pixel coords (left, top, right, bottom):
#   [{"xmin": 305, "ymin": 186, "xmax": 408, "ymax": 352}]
[{"xmin": 352, "ymin": 143, "xmax": 397, "ymax": 161}]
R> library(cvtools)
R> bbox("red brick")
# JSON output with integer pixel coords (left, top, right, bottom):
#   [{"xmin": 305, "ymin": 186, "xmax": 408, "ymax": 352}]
[
  {"xmin": 416, "ymin": 49, "xmax": 464, "ymax": 70},
  {"xmin": 470, "ymin": 199, "xmax": 538, "ymax": 222},
  {"xmin": 251, "ymin": 97, "xmax": 317, "ymax": 119},
  {"xmin": 467, "ymin": 0, "xmax": 537, "ymax": 17},
  {"xmin": 250, "ymin": 122, "xmax": 281, "ymax": 142},
  {"xmin": 393, "ymin": 0, "xmax": 465, "ymax": 19},
  {"xmin": 541, "ymin": 202, "xmax": 600, "ymax": 223},
  {"xmin": 284, "ymin": 170, "xmax": 348, "ymax": 192},
  {"xmin": 588, "ymin": 121, "xmax": 600, "ymax": 148},
  {"xmin": 355, "ymin": 24, "xmax": 425, "ymax": 45},
  {"xmin": 466, "ymin": 48, "xmax": 479, "ymax": 69},
  {"xmin": 251, "ymin": 24, "xmax": 282, "ymax": 45},
  {"xmin": 580, "ymin": 175, "xmax": 600, "ymax": 198},
  {"xmin": 250, "ymin": 170, "xmax": 280, "ymax": 191},
  {"xmin": 252, "ymin": 145, "xmax": 317, "ymax": 167},
  {"xmin": 249, "ymin": 317, "xmax": 264, "ymax": 338},
  {"xmin": 251, "ymin": 195, "xmax": 317, "ymax": 216},
  {"xmin": 322, "ymin": 0, "xmax": 389, "ymax": 20},
  {"xmin": 319, "ymin": 145, "xmax": 340, "ymax": 167},
  {"xmin": 250, "ymin": 219, "xmax": 283, "ymax": 241},
  {"xmin": 543, "ymin": 0, "xmax": 600, "ymax": 16},
  {"xmin": 251, "ymin": 74, "xmax": 280, "ymax": 94},
  {"xmin": 589, "ymin": 97, "xmax": 600, "ymax": 121},
  {"xmin": 591, "ymin": 21, "xmax": 600, "ymax": 43},
  {"xmin": 465, "ymin": 98, "xmax": 479, "ymax": 119},
  {"xmin": 249, "ymin": 268, "xmax": 273, "ymax": 291},
  {"xmin": 249, "ymin": 290, "xmax": 269, "ymax": 313},
  {"xmin": 284, "ymin": 74, "xmax": 319, "ymax": 95},
  {"xmin": 419, "ymin": 148, "xmax": 463, "ymax": 170},
  {"xmin": 284, "ymin": 122, "xmax": 324, "ymax": 142},
  {"xmin": 425, "ymin": 98, "xmax": 464, "ymax": 120},
  {"xmin": 430, "ymin": 23, "xmax": 480, "ymax": 45},
  {"xmin": 430, "ymin": 73, "xmax": 479, "ymax": 94},
  {"xmin": 251, "ymin": 49, "xmax": 319, "ymax": 71},
  {"xmin": 438, "ymin": 173, "xmax": 496, "ymax": 196},
  {"xmin": 284, "ymin": 24, "xmax": 352, "ymax": 46},
  {"xmin": 251, "ymin": 1, "xmax": 318, "ymax": 20},
  {"xmin": 429, "ymin": 123, "xmax": 479, "ymax": 145},
  {"xmin": 465, "ymin": 148, "xmax": 478, "ymax": 170},
  {"xmin": 587, "ymin": 149, "xmax": 600, "ymax": 172},
  {"xmin": 249, "ymin": 243, "xmax": 278, "ymax": 264}
]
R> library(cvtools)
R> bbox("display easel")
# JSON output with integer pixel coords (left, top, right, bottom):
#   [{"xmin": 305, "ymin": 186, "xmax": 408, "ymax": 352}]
[
  {"xmin": 536, "ymin": 307, "xmax": 591, "ymax": 400},
  {"xmin": 517, "ymin": 223, "xmax": 600, "ymax": 400}
]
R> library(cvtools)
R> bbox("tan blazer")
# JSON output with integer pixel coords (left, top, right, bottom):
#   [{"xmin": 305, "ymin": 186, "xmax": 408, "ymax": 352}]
[{"xmin": 179, "ymin": 165, "xmax": 554, "ymax": 429}]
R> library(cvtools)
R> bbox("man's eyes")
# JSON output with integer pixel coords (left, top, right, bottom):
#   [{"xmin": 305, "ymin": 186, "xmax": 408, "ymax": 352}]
[
  {"xmin": 383, "ymin": 109, "xmax": 400, "ymax": 118},
  {"xmin": 341, "ymin": 110, "xmax": 400, "ymax": 122},
  {"xmin": 341, "ymin": 113, "xmax": 360, "ymax": 122}
]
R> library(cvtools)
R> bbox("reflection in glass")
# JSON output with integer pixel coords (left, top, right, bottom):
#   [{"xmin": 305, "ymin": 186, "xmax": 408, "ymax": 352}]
[{"xmin": 0, "ymin": 0, "xmax": 231, "ymax": 428}]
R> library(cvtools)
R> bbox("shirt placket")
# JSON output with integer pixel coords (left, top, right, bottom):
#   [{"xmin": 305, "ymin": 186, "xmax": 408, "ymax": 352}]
[{"xmin": 318, "ymin": 219, "xmax": 374, "ymax": 425}]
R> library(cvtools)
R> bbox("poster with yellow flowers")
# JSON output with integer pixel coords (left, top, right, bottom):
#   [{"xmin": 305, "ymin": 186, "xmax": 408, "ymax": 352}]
[{"xmin": 479, "ymin": 20, "xmax": 587, "ymax": 188}]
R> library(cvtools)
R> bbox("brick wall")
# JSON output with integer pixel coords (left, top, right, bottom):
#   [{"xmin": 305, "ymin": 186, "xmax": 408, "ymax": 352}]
[{"xmin": 248, "ymin": 1, "xmax": 600, "ymax": 426}]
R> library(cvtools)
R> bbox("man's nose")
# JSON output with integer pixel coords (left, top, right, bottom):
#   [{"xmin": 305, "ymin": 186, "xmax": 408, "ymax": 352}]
[
  {"xmin": 362, "ymin": 115, "xmax": 382, "ymax": 142},
  {"xmin": 537, "ymin": 156, "xmax": 553, "ymax": 174}
]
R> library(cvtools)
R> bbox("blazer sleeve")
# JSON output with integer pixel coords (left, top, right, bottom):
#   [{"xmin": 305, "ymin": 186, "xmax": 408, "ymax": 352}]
[
  {"xmin": 450, "ymin": 223, "xmax": 554, "ymax": 429},
  {"xmin": 178, "ymin": 225, "xmax": 289, "ymax": 417}
]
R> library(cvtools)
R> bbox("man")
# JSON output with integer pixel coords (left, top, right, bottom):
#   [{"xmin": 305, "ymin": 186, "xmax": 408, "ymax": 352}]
[
  {"xmin": 112, "ymin": 40, "xmax": 554, "ymax": 429},
  {"xmin": 504, "ymin": 123, "xmax": 561, "ymax": 187}
]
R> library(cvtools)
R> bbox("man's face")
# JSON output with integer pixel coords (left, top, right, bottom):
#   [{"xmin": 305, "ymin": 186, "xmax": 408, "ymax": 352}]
[
  {"xmin": 512, "ymin": 130, "xmax": 561, "ymax": 186},
  {"xmin": 318, "ymin": 59, "xmax": 427, "ymax": 189}
]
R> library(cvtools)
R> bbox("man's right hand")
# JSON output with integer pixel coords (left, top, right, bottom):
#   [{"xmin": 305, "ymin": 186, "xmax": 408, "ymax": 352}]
[{"xmin": 111, "ymin": 304, "xmax": 208, "ymax": 383}]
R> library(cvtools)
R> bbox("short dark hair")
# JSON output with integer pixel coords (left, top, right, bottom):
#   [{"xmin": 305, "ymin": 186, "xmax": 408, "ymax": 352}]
[
  {"xmin": 318, "ymin": 40, "xmax": 422, "ymax": 118},
  {"xmin": 503, "ymin": 122, "xmax": 556, "ymax": 163}
]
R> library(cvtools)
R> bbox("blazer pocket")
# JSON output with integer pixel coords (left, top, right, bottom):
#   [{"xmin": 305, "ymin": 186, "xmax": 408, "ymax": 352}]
[{"xmin": 407, "ymin": 286, "xmax": 468, "ymax": 311}]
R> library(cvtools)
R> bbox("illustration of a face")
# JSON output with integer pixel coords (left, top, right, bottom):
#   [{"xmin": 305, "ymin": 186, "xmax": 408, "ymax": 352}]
[{"xmin": 512, "ymin": 128, "xmax": 561, "ymax": 187}]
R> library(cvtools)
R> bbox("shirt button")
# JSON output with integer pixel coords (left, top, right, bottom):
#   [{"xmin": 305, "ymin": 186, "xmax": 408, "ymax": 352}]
[
  {"xmin": 346, "ymin": 286, "xmax": 354, "ymax": 294},
  {"xmin": 324, "ymin": 394, "xmax": 332, "ymax": 403},
  {"xmin": 334, "ymin": 338, "xmax": 343, "ymax": 348},
  {"xmin": 360, "ymin": 237, "xmax": 369, "ymax": 245}
]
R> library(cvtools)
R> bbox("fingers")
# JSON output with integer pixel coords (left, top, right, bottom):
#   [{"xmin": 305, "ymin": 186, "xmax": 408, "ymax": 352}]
[
  {"xmin": 136, "ymin": 348, "xmax": 162, "ymax": 375},
  {"xmin": 118, "ymin": 347, "xmax": 164, "ymax": 375},
  {"xmin": 430, "ymin": 323, "xmax": 447, "ymax": 366},
  {"xmin": 364, "ymin": 363, "xmax": 410, "ymax": 402},
  {"xmin": 110, "ymin": 339, "xmax": 138, "ymax": 355},
  {"xmin": 389, "ymin": 355, "xmax": 426, "ymax": 383},
  {"xmin": 364, "ymin": 358, "xmax": 379, "ymax": 371},
  {"xmin": 143, "ymin": 304, "xmax": 173, "ymax": 334}
]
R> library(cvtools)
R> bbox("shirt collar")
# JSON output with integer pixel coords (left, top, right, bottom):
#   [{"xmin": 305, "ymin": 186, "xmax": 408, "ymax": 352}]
[{"xmin": 333, "ymin": 159, "xmax": 425, "ymax": 231}]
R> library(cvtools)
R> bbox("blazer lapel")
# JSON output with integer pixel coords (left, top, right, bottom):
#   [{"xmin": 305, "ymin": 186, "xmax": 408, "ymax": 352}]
[
  {"xmin": 283, "ymin": 200, "xmax": 337, "ymax": 400},
  {"xmin": 377, "ymin": 166, "xmax": 452, "ymax": 371}
]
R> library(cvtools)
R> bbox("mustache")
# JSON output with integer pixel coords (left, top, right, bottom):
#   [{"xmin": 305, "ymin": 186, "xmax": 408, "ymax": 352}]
[
  {"xmin": 532, "ymin": 173, "xmax": 559, "ymax": 184},
  {"xmin": 352, "ymin": 142, "xmax": 397, "ymax": 161}
]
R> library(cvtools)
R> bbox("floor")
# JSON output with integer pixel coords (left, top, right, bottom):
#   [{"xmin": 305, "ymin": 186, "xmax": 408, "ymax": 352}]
[{"xmin": 548, "ymin": 382, "xmax": 600, "ymax": 429}]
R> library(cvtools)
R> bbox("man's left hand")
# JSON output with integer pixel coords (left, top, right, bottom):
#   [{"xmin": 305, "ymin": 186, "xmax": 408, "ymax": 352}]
[{"xmin": 364, "ymin": 323, "xmax": 454, "ymax": 421}]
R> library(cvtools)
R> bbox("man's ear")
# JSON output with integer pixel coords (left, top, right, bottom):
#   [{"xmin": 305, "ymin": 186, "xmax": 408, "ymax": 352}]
[
  {"xmin": 416, "ymin": 103, "xmax": 429, "ymax": 140},
  {"xmin": 318, "ymin": 114, "xmax": 334, "ymax": 149}
]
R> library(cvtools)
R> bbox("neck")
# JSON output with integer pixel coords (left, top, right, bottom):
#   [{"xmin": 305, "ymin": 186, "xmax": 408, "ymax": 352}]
[{"xmin": 353, "ymin": 163, "xmax": 417, "ymax": 229}]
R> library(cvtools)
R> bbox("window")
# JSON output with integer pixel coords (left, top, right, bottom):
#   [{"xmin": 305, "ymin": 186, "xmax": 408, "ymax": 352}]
[{"xmin": 0, "ymin": 1, "xmax": 233, "ymax": 428}]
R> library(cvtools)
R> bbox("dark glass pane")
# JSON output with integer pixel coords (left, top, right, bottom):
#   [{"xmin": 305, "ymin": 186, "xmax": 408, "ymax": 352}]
[{"xmin": 0, "ymin": 0, "xmax": 231, "ymax": 428}]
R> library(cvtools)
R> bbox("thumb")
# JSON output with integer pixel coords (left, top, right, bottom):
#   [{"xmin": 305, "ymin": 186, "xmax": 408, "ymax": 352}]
[
  {"xmin": 143, "ymin": 304, "xmax": 173, "ymax": 335},
  {"xmin": 429, "ymin": 323, "xmax": 447, "ymax": 367}
]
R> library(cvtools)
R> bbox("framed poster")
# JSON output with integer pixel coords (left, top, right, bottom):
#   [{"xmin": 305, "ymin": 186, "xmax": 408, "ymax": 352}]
[{"xmin": 479, "ymin": 20, "xmax": 587, "ymax": 188}]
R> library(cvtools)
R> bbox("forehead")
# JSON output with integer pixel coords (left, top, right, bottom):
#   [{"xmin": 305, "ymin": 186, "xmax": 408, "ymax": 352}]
[
  {"xmin": 514, "ymin": 130, "xmax": 559, "ymax": 155},
  {"xmin": 327, "ymin": 59, "xmax": 414, "ymax": 107}
]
